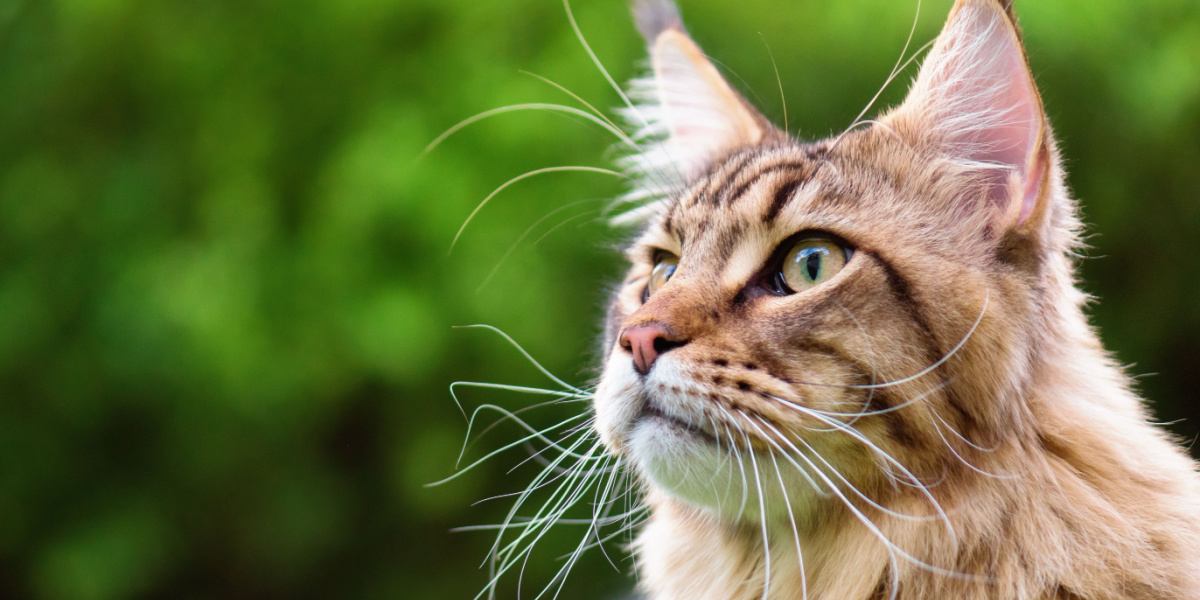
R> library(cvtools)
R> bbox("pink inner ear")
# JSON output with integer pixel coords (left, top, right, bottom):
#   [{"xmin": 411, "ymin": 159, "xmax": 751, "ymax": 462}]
[
  {"xmin": 904, "ymin": 2, "xmax": 1047, "ymax": 228},
  {"xmin": 962, "ymin": 46, "xmax": 1042, "ymax": 218}
]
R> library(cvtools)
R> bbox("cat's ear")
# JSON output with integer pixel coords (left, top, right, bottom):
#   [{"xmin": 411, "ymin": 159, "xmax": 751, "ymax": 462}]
[
  {"xmin": 624, "ymin": 0, "xmax": 768, "ymax": 179},
  {"xmin": 887, "ymin": 0, "xmax": 1051, "ymax": 234}
]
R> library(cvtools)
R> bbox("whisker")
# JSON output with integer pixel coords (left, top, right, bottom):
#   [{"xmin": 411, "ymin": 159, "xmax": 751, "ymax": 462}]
[
  {"xmin": 738, "ymin": 422, "xmax": 773, "ymax": 600},
  {"xmin": 759, "ymin": 33, "xmax": 789, "ymax": 134},
  {"xmin": 453, "ymin": 507, "xmax": 643, "ymax": 532},
  {"xmin": 768, "ymin": 448, "xmax": 807, "ymax": 600},
  {"xmin": 520, "ymin": 70, "xmax": 630, "ymax": 138},
  {"xmin": 469, "ymin": 431, "xmax": 610, "ymax": 508},
  {"xmin": 450, "ymin": 165, "xmax": 625, "ymax": 253},
  {"xmin": 509, "ymin": 452, "xmax": 608, "ymax": 598},
  {"xmin": 525, "ymin": 454, "xmax": 615, "ymax": 599},
  {"xmin": 562, "ymin": 0, "xmax": 643, "ymax": 128},
  {"xmin": 769, "ymin": 397, "xmax": 955, "ymax": 537},
  {"xmin": 422, "ymin": 102, "xmax": 637, "ymax": 159},
  {"xmin": 476, "ymin": 197, "xmax": 609, "ymax": 291},
  {"xmin": 529, "ymin": 207, "xmax": 605, "ymax": 248},
  {"xmin": 834, "ymin": 0, "xmax": 926, "ymax": 144},
  {"xmin": 737, "ymin": 411, "xmax": 828, "ymax": 497},
  {"xmin": 827, "ymin": 37, "xmax": 936, "ymax": 156},
  {"xmin": 788, "ymin": 290, "xmax": 989, "ymax": 392},
  {"xmin": 803, "ymin": 379, "xmax": 949, "ymax": 422},
  {"xmin": 482, "ymin": 434, "xmax": 599, "ymax": 548},
  {"xmin": 452, "ymin": 324, "xmax": 589, "ymax": 394},
  {"xmin": 480, "ymin": 434, "xmax": 597, "ymax": 583},
  {"xmin": 930, "ymin": 409, "xmax": 1001, "ymax": 453},
  {"xmin": 717, "ymin": 411, "xmax": 751, "ymax": 519},
  {"xmin": 455, "ymin": 398, "xmax": 589, "ymax": 466},
  {"xmin": 752, "ymin": 416, "xmax": 976, "ymax": 581},
  {"xmin": 484, "ymin": 443, "xmax": 606, "ymax": 598},
  {"xmin": 928, "ymin": 413, "xmax": 1017, "ymax": 480},
  {"xmin": 429, "ymin": 412, "xmax": 590, "ymax": 488}
]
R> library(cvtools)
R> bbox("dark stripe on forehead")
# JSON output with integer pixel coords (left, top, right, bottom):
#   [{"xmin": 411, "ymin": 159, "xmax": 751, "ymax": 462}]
[
  {"xmin": 764, "ymin": 178, "xmax": 803, "ymax": 224},
  {"xmin": 662, "ymin": 200, "xmax": 678, "ymax": 238},
  {"xmin": 723, "ymin": 161, "xmax": 813, "ymax": 207},
  {"xmin": 701, "ymin": 150, "xmax": 762, "ymax": 206}
]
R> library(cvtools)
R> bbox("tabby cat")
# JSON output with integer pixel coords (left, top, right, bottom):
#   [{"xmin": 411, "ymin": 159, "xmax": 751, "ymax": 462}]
[{"xmin": 456, "ymin": 0, "xmax": 1200, "ymax": 598}]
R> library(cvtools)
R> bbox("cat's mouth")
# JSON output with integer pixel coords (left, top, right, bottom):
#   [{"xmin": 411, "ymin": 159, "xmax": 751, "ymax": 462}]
[{"xmin": 637, "ymin": 399, "xmax": 720, "ymax": 445}]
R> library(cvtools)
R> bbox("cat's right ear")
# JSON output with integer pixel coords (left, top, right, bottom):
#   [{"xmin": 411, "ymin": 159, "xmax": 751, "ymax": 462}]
[{"xmin": 625, "ymin": 0, "xmax": 768, "ymax": 179}]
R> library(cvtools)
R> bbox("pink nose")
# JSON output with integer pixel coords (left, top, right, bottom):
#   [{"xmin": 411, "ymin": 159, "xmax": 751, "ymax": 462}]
[{"xmin": 618, "ymin": 323, "xmax": 689, "ymax": 375}]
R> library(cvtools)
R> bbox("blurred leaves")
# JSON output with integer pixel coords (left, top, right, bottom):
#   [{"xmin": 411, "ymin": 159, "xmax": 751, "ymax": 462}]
[{"xmin": 0, "ymin": 0, "xmax": 1196, "ymax": 598}]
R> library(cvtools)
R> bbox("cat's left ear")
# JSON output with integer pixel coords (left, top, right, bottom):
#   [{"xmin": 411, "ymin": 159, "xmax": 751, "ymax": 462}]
[
  {"xmin": 624, "ymin": 0, "xmax": 770, "ymax": 180},
  {"xmin": 886, "ymin": 0, "xmax": 1052, "ymax": 235}
]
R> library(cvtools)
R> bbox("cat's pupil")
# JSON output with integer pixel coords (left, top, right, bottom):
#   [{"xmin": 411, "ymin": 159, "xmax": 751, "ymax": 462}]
[{"xmin": 804, "ymin": 250, "xmax": 823, "ymax": 281}]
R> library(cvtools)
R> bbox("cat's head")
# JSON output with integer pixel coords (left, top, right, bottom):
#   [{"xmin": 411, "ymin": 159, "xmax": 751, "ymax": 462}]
[{"xmin": 594, "ymin": 0, "xmax": 1076, "ymax": 520}]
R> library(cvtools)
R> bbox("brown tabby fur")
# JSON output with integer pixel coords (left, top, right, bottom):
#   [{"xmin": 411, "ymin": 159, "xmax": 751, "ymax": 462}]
[{"xmin": 590, "ymin": 1, "xmax": 1200, "ymax": 598}]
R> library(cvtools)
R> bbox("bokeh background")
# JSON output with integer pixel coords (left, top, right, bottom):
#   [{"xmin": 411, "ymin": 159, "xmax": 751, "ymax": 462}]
[{"xmin": 1, "ymin": 0, "xmax": 1197, "ymax": 598}]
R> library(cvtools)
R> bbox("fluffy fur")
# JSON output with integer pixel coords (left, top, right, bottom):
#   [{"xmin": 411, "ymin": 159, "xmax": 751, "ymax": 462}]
[{"xmin": 589, "ymin": 1, "xmax": 1200, "ymax": 598}]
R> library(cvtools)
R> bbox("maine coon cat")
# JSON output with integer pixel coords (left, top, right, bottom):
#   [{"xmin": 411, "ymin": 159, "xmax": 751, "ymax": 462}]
[{"xmin": 444, "ymin": 0, "xmax": 1200, "ymax": 598}]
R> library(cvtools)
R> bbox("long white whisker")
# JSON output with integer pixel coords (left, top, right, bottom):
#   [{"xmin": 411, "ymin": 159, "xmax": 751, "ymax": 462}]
[
  {"xmin": 740, "ymin": 413, "xmax": 828, "ymax": 498},
  {"xmin": 562, "ymin": 0, "xmax": 644, "ymax": 128},
  {"xmin": 520, "ymin": 70, "xmax": 631, "ymax": 138},
  {"xmin": 838, "ymin": 0, "xmax": 924, "ymax": 139},
  {"xmin": 718, "ymin": 412, "xmax": 751, "ymax": 519},
  {"xmin": 769, "ymin": 396, "xmax": 955, "ymax": 541},
  {"xmin": 768, "ymin": 449, "xmax": 807, "ymax": 600},
  {"xmin": 431, "ymin": 411, "xmax": 591, "ymax": 488},
  {"xmin": 928, "ymin": 413, "xmax": 1017, "ymax": 480},
  {"xmin": 510, "ymin": 451, "xmax": 607, "ymax": 599},
  {"xmin": 759, "ymin": 33, "xmax": 789, "ymax": 134},
  {"xmin": 422, "ymin": 102, "xmax": 637, "ymax": 159},
  {"xmin": 477, "ymin": 197, "xmax": 609, "ymax": 291},
  {"xmin": 738, "ymin": 422, "xmax": 772, "ymax": 600},
  {"xmin": 479, "ymin": 436, "xmax": 597, "ymax": 598},
  {"xmin": 786, "ymin": 290, "xmax": 989, "ymax": 391},
  {"xmin": 930, "ymin": 409, "xmax": 1001, "ymax": 452},
  {"xmin": 449, "ymin": 379, "xmax": 586, "ymax": 426},
  {"xmin": 457, "ymin": 401, "xmax": 593, "ymax": 466},
  {"xmin": 485, "ymin": 443, "xmax": 606, "ymax": 598},
  {"xmin": 450, "ymin": 165, "xmax": 624, "ymax": 252},
  {"xmin": 805, "ymin": 380, "xmax": 946, "ymax": 421},
  {"xmin": 752, "ymin": 416, "xmax": 975, "ymax": 580},
  {"xmin": 453, "ymin": 325, "xmax": 588, "ymax": 394}
]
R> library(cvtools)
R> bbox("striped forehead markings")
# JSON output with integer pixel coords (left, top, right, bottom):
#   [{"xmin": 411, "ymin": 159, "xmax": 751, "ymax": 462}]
[
  {"xmin": 701, "ymin": 150, "xmax": 763, "ymax": 206},
  {"xmin": 764, "ymin": 178, "xmax": 804, "ymax": 223},
  {"xmin": 722, "ymin": 160, "xmax": 813, "ymax": 208}
]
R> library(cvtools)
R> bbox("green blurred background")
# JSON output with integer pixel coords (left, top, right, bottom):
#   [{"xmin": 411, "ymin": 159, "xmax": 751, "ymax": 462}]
[{"xmin": 1, "ymin": 0, "xmax": 1197, "ymax": 597}]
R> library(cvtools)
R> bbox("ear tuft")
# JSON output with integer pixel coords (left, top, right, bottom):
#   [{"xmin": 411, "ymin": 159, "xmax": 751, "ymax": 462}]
[
  {"xmin": 614, "ymin": 0, "xmax": 771, "ymax": 223},
  {"xmin": 632, "ymin": 0, "xmax": 684, "ymax": 43}
]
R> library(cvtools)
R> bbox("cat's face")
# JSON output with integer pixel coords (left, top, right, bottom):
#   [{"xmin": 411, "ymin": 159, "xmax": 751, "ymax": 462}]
[{"xmin": 593, "ymin": 0, "xmax": 1063, "ymax": 520}]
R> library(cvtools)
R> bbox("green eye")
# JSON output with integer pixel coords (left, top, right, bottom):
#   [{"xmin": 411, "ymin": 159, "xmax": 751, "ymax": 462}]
[
  {"xmin": 778, "ymin": 237, "xmax": 849, "ymax": 293},
  {"xmin": 646, "ymin": 254, "xmax": 678, "ymax": 298}
]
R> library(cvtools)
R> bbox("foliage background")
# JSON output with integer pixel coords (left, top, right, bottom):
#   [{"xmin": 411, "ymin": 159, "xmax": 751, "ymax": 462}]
[{"xmin": 1, "ymin": 0, "xmax": 1197, "ymax": 598}]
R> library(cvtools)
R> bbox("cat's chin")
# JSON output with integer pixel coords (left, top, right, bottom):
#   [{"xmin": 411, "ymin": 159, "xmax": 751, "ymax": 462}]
[{"xmin": 628, "ymin": 415, "xmax": 822, "ymax": 523}]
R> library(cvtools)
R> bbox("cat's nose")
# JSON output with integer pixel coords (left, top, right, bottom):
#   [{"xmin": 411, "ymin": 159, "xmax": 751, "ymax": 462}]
[{"xmin": 618, "ymin": 323, "xmax": 689, "ymax": 375}]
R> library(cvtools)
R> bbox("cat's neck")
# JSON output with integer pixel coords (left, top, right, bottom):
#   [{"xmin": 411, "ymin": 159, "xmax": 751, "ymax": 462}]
[{"xmin": 633, "ymin": 295, "xmax": 1200, "ymax": 599}]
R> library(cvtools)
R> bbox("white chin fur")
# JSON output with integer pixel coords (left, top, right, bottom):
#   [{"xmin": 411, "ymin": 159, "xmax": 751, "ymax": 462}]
[
  {"xmin": 629, "ymin": 418, "xmax": 825, "ymax": 523},
  {"xmin": 596, "ymin": 349, "xmax": 823, "ymax": 522}
]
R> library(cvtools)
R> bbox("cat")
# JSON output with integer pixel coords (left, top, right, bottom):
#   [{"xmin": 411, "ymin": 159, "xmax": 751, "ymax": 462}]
[
  {"xmin": 589, "ymin": 0, "xmax": 1200, "ymax": 598},
  {"xmin": 449, "ymin": 0, "xmax": 1200, "ymax": 598}
]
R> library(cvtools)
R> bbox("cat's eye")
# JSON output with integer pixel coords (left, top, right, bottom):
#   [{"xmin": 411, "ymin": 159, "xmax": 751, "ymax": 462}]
[
  {"xmin": 644, "ymin": 253, "xmax": 678, "ymax": 300},
  {"xmin": 774, "ymin": 237, "xmax": 850, "ymax": 294}
]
